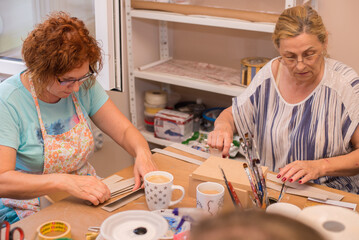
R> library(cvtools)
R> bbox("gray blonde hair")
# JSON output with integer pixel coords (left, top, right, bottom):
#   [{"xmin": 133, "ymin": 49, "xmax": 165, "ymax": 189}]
[{"xmin": 272, "ymin": 5, "xmax": 327, "ymax": 49}]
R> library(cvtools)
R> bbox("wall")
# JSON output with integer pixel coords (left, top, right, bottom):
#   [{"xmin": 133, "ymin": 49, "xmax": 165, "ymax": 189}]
[{"xmin": 319, "ymin": 0, "xmax": 359, "ymax": 73}]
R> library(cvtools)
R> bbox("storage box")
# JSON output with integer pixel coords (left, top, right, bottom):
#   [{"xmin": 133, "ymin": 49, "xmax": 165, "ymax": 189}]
[
  {"xmin": 154, "ymin": 109, "xmax": 193, "ymax": 142},
  {"xmin": 188, "ymin": 156, "xmax": 268, "ymax": 210}
]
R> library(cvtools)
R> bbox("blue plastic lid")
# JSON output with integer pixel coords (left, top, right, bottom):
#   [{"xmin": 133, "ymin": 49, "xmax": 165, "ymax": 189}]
[{"xmin": 202, "ymin": 107, "xmax": 225, "ymax": 122}]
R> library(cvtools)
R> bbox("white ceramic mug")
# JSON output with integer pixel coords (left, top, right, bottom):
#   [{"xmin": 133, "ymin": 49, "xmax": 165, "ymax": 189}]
[
  {"xmin": 266, "ymin": 202, "xmax": 301, "ymax": 219},
  {"xmin": 196, "ymin": 182, "xmax": 224, "ymax": 215},
  {"xmin": 144, "ymin": 171, "xmax": 185, "ymax": 211}
]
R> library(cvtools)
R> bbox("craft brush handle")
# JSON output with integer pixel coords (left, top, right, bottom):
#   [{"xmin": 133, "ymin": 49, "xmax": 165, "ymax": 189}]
[
  {"xmin": 255, "ymin": 159, "xmax": 269, "ymax": 205},
  {"xmin": 224, "ymin": 180, "xmax": 238, "ymax": 207},
  {"xmin": 252, "ymin": 164, "xmax": 263, "ymax": 203},
  {"xmin": 219, "ymin": 167, "xmax": 243, "ymax": 209},
  {"xmin": 243, "ymin": 163, "xmax": 262, "ymax": 208},
  {"xmin": 239, "ymin": 138, "xmax": 251, "ymax": 166},
  {"xmin": 278, "ymin": 183, "xmax": 286, "ymax": 202},
  {"xmin": 227, "ymin": 181, "xmax": 242, "ymax": 209}
]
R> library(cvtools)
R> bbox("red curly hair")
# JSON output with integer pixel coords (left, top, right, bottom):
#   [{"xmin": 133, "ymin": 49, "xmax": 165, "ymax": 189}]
[{"xmin": 22, "ymin": 11, "xmax": 103, "ymax": 95}]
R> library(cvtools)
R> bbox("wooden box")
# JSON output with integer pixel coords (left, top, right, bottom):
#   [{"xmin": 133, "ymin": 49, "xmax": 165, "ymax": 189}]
[{"xmin": 188, "ymin": 156, "xmax": 268, "ymax": 209}]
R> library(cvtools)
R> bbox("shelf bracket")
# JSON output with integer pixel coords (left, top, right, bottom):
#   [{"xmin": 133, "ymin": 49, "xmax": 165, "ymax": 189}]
[
  {"xmin": 125, "ymin": 0, "xmax": 138, "ymax": 126},
  {"xmin": 159, "ymin": 21, "xmax": 169, "ymax": 60}
]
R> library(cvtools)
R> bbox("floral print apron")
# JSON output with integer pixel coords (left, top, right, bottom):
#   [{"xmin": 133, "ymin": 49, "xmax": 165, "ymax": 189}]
[{"xmin": 2, "ymin": 77, "xmax": 96, "ymax": 219}]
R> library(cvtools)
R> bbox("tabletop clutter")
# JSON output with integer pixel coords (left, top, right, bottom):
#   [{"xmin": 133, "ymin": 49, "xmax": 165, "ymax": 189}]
[
  {"xmin": 23, "ymin": 140, "xmax": 359, "ymax": 240},
  {"xmin": 78, "ymin": 132, "xmax": 359, "ymax": 240}
]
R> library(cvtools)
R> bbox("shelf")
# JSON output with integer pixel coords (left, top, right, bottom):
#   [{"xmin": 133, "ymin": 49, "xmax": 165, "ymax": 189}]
[
  {"xmin": 134, "ymin": 59, "xmax": 246, "ymax": 97},
  {"xmin": 131, "ymin": 9, "xmax": 275, "ymax": 33},
  {"xmin": 140, "ymin": 128, "xmax": 173, "ymax": 146},
  {"xmin": 134, "ymin": 69, "xmax": 245, "ymax": 96}
]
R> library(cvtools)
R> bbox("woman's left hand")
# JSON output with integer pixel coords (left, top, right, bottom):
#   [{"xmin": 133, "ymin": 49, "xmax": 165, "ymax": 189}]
[
  {"xmin": 277, "ymin": 160, "xmax": 324, "ymax": 184},
  {"xmin": 133, "ymin": 150, "xmax": 158, "ymax": 190}
]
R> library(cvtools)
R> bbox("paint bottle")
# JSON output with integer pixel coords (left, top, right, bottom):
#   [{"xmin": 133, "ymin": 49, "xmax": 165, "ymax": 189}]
[
  {"xmin": 172, "ymin": 207, "xmax": 209, "ymax": 222},
  {"xmin": 192, "ymin": 98, "xmax": 205, "ymax": 132}
]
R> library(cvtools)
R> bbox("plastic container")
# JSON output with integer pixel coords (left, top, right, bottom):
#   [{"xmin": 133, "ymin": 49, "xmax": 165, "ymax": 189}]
[
  {"xmin": 175, "ymin": 101, "xmax": 196, "ymax": 113},
  {"xmin": 144, "ymin": 111, "xmax": 156, "ymax": 123},
  {"xmin": 191, "ymin": 99, "xmax": 206, "ymax": 132},
  {"xmin": 144, "ymin": 102, "xmax": 166, "ymax": 114},
  {"xmin": 202, "ymin": 107, "xmax": 225, "ymax": 131},
  {"xmin": 145, "ymin": 119, "xmax": 154, "ymax": 132}
]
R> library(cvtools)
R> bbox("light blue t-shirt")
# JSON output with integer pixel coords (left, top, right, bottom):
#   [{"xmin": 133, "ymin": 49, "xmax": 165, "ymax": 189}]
[{"xmin": 0, "ymin": 72, "xmax": 109, "ymax": 173}]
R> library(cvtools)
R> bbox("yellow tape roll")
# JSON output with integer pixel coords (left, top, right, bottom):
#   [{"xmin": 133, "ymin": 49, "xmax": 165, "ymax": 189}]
[
  {"xmin": 240, "ymin": 57, "xmax": 270, "ymax": 86},
  {"xmin": 144, "ymin": 102, "xmax": 166, "ymax": 114},
  {"xmin": 37, "ymin": 220, "xmax": 71, "ymax": 240}
]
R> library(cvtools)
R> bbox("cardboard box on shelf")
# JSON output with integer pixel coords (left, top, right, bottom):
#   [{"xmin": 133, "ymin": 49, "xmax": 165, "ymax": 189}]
[
  {"xmin": 188, "ymin": 156, "xmax": 268, "ymax": 209},
  {"xmin": 154, "ymin": 109, "xmax": 193, "ymax": 142}
]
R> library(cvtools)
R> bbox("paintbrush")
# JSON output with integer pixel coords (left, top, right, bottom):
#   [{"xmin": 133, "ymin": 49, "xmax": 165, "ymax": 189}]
[
  {"xmin": 255, "ymin": 159, "xmax": 269, "ymax": 206},
  {"xmin": 277, "ymin": 156, "xmax": 293, "ymax": 202},
  {"xmin": 219, "ymin": 166, "xmax": 243, "ymax": 209},
  {"xmin": 277, "ymin": 182, "xmax": 286, "ymax": 202},
  {"xmin": 252, "ymin": 160, "xmax": 263, "ymax": 203},
  {"xmin": 243, "ymin": 163, "xmax": 262, "ymax": 208}
]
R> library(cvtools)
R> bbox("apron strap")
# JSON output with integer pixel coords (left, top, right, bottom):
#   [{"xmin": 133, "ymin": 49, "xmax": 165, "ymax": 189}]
[{"xmin": 28, "ymin": 77, "xmax": 47, "ymax": 138}]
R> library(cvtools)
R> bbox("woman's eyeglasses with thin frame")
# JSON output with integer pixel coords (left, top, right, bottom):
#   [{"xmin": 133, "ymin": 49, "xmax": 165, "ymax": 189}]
[
  {"xmin": 57, "ymin": 66, "xmax": 94, "ymax": 86},
  {"xmin": 279, "ymin": 52, "xmax": 322, "ymax": 67}
]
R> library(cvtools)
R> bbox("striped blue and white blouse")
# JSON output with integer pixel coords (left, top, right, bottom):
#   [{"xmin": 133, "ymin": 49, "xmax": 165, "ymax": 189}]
[{"xmin": 232, "ymin": 57, "xmax": 359, "ymax": 194}]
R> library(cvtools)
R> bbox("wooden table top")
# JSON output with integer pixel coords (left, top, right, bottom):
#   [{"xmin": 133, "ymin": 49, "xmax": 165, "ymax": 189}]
[{"xmin": 12, "ymin": 147, "xmax": 359, "ymax": 239}]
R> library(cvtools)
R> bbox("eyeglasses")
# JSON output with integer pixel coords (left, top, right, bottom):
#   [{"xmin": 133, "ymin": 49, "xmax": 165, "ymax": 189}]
[
  {"xmin": 279, "ymin": 52, "xmax": 322, "ymax": 67},
  {"xmin": 57, "ymin": 66, "xmax": 94, "ymax": 86}
]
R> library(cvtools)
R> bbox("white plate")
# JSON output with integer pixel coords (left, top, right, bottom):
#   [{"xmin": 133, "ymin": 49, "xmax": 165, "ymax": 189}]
[
  {"xmin": 100, "ymin": 210, "xmax": 168, "ymax": 240},
  {"xmin": 153, "ymin": 209, "xmax": 191, "ymax": 239},
  {"xmin": 297, "ymin": 205, "xmax": 359, "ymax": 240}
]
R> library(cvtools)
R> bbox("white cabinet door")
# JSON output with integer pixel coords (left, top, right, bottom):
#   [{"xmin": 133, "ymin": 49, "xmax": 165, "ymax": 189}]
[{"xmin": 94, "ymin": 0, "xmax": 123, "ymax": 91}]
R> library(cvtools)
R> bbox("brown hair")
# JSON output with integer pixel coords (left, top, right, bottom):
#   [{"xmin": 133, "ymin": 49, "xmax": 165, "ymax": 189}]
[
  {"xmin": 22, "ymin": 11, "xmax": 102, "ymax": 95},
  {"xmin": 272, "ymin": 5, "xmax": 327, "ymax": 49}
]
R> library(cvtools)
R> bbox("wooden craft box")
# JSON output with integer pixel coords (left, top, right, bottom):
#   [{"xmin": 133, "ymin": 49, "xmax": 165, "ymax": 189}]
[{"xmin": 188, "ymin": 156, "xmax": 268, "ymax": 210}]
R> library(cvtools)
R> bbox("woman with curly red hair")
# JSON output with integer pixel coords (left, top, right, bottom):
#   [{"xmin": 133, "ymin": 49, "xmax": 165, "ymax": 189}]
[{"xmin": 0, "ymin": 12, "xmax": 157, "ymax": 223}]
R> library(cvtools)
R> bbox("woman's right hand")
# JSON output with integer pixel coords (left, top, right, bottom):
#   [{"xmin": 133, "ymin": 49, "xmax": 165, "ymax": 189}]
[
  {"xmin": 207, "ymin": 107, "xmax": 235, "ymax": 157},
  {"xmin": 58, "ymin": 174, "xmax": 111, "ymax": 205}
]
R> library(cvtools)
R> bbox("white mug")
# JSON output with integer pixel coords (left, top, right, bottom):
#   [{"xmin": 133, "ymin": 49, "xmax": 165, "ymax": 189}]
[
  {"xmin": 144, "ymin": 171, "xmax": 185, "ymax": 211},
  {"xmin": 266, "ymin": 202, "xmax": 301, "ymax": 219},
  {"xmin": 196, "ymin": 182, "xmax": 224, "ymax": 215}
]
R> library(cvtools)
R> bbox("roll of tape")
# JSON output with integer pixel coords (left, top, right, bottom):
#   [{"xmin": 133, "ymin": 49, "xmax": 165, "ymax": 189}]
[
  {"xmin": 144, "ymin": 102, "xmax": 166, "ymax": 114},
  {"xmin": 37, "ymin": 220, "xmax": 71, "ymax": 240},
  {"xmin": 240, "ymin": 57, "xmax": 270, "ymax": 86},
  {"xmin": 145, "ymin": 90, "xmax": 167, "ymax": 105}
]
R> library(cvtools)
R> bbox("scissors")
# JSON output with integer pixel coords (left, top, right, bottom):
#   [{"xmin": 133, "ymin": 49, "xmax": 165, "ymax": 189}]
[{"xmin": 0, "ymin": 221, "xmax": 24, "ymax": 240}]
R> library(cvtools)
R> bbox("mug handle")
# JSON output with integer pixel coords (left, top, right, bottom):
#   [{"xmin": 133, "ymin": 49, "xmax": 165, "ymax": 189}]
[{"xmin": 169, "ymin": 185, "xmax": 185, "ymax": 207}]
